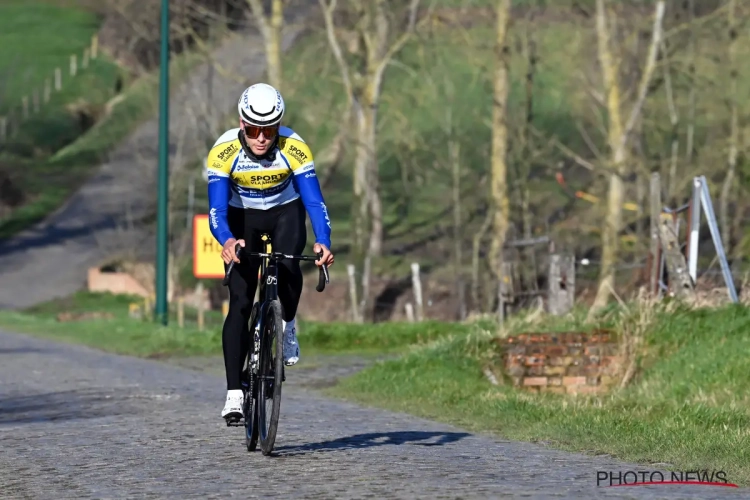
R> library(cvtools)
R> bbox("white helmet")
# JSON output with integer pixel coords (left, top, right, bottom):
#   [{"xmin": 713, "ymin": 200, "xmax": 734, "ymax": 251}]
[{"xmin": 237, "ymin": 83, "xmax": 284, "ymax": 126}]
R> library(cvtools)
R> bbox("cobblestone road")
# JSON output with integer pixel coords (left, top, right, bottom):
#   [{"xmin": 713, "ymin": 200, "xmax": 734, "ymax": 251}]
[{"xmin": 0, "ymin": 330, "xmax": 746, "ymax": 499}]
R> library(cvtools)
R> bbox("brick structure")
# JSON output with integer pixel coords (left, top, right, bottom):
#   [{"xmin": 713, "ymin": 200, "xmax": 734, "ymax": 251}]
[
  {"xmin": 498, "ymin": 330, "xmax": 623, "ymax": 395},
  {"xmin": 87, "ymin": 267, "xmax": 150, "ymax": 298}
]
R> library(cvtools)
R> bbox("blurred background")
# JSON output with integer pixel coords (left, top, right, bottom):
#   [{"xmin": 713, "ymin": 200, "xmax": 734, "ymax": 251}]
[{"xmin": 1, "ymin": 0, "xmax": 748, "ymax": 324}]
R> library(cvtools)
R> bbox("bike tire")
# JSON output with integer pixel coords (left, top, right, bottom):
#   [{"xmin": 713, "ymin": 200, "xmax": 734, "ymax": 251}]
[
  {"xmin": 244, "ymin": 382, "xmax": 259, "ymax": 451},
  {"xmin": 244, "ymin": 302, "xmax": 261, "ymax": 452},
  {"xmin": 257, "ymin": 299, "xmax": 284, "ymax": 455}
]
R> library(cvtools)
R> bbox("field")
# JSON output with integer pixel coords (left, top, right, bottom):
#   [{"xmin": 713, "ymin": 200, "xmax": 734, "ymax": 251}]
[
  {"xmin": 0, "ymin": 0, "xmax": 122, "ymax": 154},
  {"xmin": 0, "ymin": 0, "xmax": 205, "ymax": 239}
]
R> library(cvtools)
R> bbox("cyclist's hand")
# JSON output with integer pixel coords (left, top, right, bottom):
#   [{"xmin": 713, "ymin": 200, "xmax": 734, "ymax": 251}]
[
  {"xmin": 313, "ymin": 242, "xmax": 334, "ymax": 268},
  {"xmin": 222, "ymin": 238, "xmax": 244, "ymax": 265}
]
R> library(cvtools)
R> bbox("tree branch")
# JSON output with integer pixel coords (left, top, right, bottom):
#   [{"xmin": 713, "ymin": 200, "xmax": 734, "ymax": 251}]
[
  {"xmin": 318, "ymin": 0, "xmax": 354, "ymax": 103},
  {"xmin": 619, "ymin": 1, "xmax": 665, "ymax": 152},
  {"xmin": 374, "ymin": 0, "xmax": 427, "ymax": 81}
]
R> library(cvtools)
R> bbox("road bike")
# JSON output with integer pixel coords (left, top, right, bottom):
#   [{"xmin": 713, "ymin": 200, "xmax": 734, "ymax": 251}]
[{"xmin": 222, "ymin": 236, "xmax": 329, "ymax": 455}]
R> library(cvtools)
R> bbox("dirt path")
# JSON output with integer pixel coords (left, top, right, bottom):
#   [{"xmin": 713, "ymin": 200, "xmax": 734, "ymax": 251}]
[
  {"xmin": 1, "ymin": 330, "xmax": 744, "ymax": 499},
  {"xmin": 0, "ymin": 16, "xmax": 308, "ymax": 310}
]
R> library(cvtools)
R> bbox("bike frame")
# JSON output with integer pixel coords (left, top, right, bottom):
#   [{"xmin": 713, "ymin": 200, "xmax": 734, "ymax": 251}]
[{"xmin": 222, "ymin": 238, "xmax": 329, "ymax": 358}]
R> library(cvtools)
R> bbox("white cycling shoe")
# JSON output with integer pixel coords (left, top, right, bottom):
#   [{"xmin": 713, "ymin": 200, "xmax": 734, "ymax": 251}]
[
  {"xmin": 221, "ymin": 389, "xmax": 244, "ymax": 420},
  {"xmin": 282, "ymin": 319, "xmax": 300, "ymax": 366}
]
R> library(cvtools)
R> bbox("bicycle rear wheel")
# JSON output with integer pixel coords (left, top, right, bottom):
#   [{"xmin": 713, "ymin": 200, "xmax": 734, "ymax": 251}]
[{"xmin": 257, "ymin": 299, "xmax": 284, "ymax": 455}]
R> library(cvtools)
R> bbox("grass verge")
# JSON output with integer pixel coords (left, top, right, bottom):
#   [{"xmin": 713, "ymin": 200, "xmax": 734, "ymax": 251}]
[
  {"xmin": 0, "ymin": 291, "xmax": 474, "ymax": 358},
  {"xmin": 327, "ymin": 300, "xmax": 750, "ymax": 485}
]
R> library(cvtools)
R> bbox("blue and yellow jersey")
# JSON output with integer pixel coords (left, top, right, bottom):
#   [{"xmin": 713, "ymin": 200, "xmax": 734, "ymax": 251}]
[{"xmin": 205, "ymin": 126, "xmax": 331, "ymax": 248}]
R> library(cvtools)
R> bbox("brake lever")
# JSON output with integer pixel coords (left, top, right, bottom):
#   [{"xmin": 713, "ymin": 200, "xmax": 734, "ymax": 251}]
[{"xmin": 316, "ymin": 251, "xmax": 329, "ymax": 292}]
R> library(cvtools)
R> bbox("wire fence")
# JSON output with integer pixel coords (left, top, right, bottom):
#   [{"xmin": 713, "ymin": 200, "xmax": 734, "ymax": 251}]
[{"xmin": 0, "ymin": 35, "xmax": 99, "ymax": 143}]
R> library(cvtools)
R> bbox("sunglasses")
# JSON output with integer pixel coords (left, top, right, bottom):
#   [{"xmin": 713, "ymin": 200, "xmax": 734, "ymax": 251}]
[{"xmin": 242, "ymin": 123, "xmax": 278, "ymax": 140}]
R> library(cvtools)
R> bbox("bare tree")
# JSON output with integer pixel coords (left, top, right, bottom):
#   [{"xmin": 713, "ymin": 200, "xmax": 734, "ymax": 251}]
[
  {"xmin": 685, "ymin": 0, "xmax": 697, "ymax": 166},
  {"xmin": 245, "ymin": 0, "xmax": 284, "ymax": 90},
  {"xmin": 318, "ymin": 0, "xmax": 429, "ymax": 320},
  {"xmin": 719, "ymin": 0, "xmax": 738, "ymax": 252},
  {"xmin": 488, "ymin": 0, "xmax": 512, "ymax": 320},
  {"xmin": 589, "ymin": 0, "xmax": 665, "ymax": 313}
]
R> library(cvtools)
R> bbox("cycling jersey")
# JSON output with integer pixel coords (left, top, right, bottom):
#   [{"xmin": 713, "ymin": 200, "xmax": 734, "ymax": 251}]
[{"xmin": 206, "ymin": 126, "xmax": 331, "ymax": 249}]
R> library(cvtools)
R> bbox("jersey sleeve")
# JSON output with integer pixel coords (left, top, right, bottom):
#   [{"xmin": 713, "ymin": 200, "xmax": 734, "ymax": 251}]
[
  {"xmin": 281, "ymin": 136, "xmax": 332, "ymax": 249},
  {"xmin": 205, "ymin": 132, "xmax": 240, "ymax": 246}
]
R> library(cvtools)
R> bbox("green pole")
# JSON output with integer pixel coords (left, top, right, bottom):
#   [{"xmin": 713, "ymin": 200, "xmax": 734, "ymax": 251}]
[{"xmin": 155, "ymin": 0, "xmax": 170, "ymax": 325}]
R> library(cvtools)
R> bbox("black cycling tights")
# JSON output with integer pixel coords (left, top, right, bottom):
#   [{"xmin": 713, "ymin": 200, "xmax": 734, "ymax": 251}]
[{"xmin": 223, "ymin": 198, "xmax": 307, "ymax": 390}]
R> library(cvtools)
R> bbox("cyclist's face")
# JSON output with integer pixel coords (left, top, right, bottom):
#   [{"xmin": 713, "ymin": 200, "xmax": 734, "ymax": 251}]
[{"xmin": 241, "ymin": 119, "xmax": 277, "ymax": 156}]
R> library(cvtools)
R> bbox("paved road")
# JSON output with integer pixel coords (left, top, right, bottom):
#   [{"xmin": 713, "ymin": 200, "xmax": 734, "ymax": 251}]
[
  {"xmin": 0, "ymin": 12, "xmax": 309, "ymax": 310},
  {"xmin": 1, "ymin": 331, "xmax": 745, "ymax": 499}
]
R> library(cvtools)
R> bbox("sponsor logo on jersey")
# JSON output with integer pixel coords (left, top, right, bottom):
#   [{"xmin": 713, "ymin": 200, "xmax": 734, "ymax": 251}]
[
  {"xmin": 217, "ymin": 143, "xmax": 238, "ymax": 162},
  {"xmin": 247, "ymin": 173, "xmax": 289, "ymax": 185},
  {"xmin": 287, "ymin": 144, "xmax": 308, "ymax": 164},
  {"xmin": 304, "ymin": 172, "xmax": 316, "ymax": 178},
  {"xmin": 234, "ymin": 161, "xmax": 260, "ymax": 172},
  {"xmin": 321, "ymin": 203, "xmax": 331, "ymax": 229},
  {"xmin": 209, "ymin": 208, "xmax": 219, "ymax": 229}
]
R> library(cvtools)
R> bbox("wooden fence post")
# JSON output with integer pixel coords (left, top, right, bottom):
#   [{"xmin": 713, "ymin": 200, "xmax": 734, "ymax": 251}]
[
  {"xmin": 411, "ymin": 262, "xmax": 424, "ymax": 322},
  {"xmin": 347, "ymin": 264, "xmax": 361, "ymax": 323},
  {"xmin": 196, "ymin": 282, "xmax": 205, "ymax": 331},
  {"xmin": 177, "ymin": 298, "xmax": 185, "ymax": 328},
  {"xmin": 91, "ymin": 34, "xmax": 99, "ymax": 59},
  {"xmin": 548, "ymin": 253, "xmax": 575, "ymax": 315},
  {"xmin": 405, "ymin": 302, "xmax": 415, "ymax": 322}
]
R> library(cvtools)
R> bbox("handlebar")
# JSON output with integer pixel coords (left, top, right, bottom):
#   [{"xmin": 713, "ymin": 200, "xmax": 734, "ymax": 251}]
[{"xmin": 221, "ymin": 243, "xmax": 330, "ymax": 292}]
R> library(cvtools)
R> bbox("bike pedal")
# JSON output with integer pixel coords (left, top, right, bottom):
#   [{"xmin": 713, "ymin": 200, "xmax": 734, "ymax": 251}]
[{"xmin": 225, "ymin": 416, "xmax": 244, "ymax": 427}]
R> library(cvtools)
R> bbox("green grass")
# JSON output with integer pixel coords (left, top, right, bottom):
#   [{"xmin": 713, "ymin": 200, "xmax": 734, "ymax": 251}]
[
  {"xmin": 0, "ymin": 4, "xmax": 206, "ymax": 240},
  {"xmin": 328, "ymin": 302, "xmax": 750, "ymax": 485},
  {"xmin": 0, "ymin": 291, "xmax": 474, "ymax": 357},
  {"xmin": 0, "ymin": 1, "xmax": 123, "ymax": 151},
  {"xmin": 0, "ymin": 1, "xmax": 114, "ymax": 108}
]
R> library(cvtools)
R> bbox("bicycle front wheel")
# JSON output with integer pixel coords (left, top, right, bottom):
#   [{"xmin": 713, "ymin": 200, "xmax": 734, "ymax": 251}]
[{"xmin": 257, "ymin": 299, "xmax": 284, "ymax": 455}]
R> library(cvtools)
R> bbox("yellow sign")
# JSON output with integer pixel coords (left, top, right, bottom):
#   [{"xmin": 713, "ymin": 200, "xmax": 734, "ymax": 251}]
[{"xmin": 193, "ymin": 214, "xmax": 225, "ymax": 279}]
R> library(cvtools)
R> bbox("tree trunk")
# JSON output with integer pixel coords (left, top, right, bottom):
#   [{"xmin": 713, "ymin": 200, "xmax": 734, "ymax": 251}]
[
  {"xmin": 720, "ymin": 0, "xmax": 738, "ymax": 252},
  {"xmin": 362, "ymin": 72, "xmax": 383, "ymax": 257},
  {"xmin": 488, "ymin": 0, "xmax": 512, "ymax": 321},
  {"xmin": 246, "ymin": 0, "xmax": 283, "ymax": 90},
  {"xmin": 685, "ymin": 0, "xmax": 696, "ymax": 165},
  {"xmin": 450, "ymin": 140, "xmax": 466, "ymax": 320},
  {"xmin": 266, "ymin": 0, "xmax": 283, "ymax": 90},
  {"xmin": 591, "ymin": 0, "xmax": 626, "ymax": 311},
  {"xmin": 472, "ymin": 206, "xmax": 493, "ymax": 313},
  {"xmin": 590, "ymin": 0, "xmax": 664, "ymax": 312},
  {"xmin": 352, "ymin": 102, "xmax": 373, "ymax": 317}
]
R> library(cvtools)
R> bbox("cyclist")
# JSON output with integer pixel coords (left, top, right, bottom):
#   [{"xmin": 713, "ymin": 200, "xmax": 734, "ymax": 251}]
[{"xmin": 205, "ymin": 83, "xmax": 334, "ymax": 420}]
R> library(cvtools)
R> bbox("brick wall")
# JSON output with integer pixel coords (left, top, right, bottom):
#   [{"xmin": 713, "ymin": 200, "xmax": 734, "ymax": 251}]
[{"xmin": 497, "ymin": 330, "xmax": 623, "ymax": 395}]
